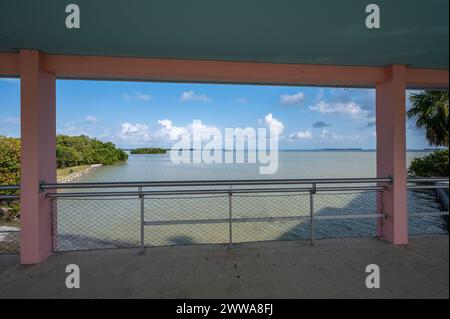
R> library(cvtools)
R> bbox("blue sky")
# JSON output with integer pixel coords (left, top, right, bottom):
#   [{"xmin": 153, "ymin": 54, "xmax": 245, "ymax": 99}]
[{"xmin": 0, "ymin": 78, "xmax": 429, "ymax": 150}]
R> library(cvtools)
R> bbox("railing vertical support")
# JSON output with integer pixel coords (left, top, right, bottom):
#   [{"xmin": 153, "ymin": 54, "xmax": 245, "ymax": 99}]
[
  {"xmin": 139, "ymin": 186, "xmax": 145, "ymax": 254},
  {"xmin": 310, "ymin": 183, "xmax": 316, "ymax": 245},
  {"xmin": 51, "ymin": 198, "xmax": 57, "ymax": 252},
  {"xmin": 228, "ymin": 185, "xmax": 233, "ymax": 249}
]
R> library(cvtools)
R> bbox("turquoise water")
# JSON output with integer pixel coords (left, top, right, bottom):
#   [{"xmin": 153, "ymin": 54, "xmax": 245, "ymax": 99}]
[{"xmin": 76, "ymin": 150, "xmax": 431, "ymax": 182}]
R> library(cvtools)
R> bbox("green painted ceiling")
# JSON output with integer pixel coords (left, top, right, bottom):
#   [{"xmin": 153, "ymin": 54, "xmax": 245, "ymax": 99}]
[{"xmin": 0, "ymin": 0, "xmax": 448, "ymax": 69}]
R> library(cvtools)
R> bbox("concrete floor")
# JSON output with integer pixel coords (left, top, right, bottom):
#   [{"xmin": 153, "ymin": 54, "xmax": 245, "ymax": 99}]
[{"xmin": 0, "ymin": 235, "xmax": 448, "ymax": 298}]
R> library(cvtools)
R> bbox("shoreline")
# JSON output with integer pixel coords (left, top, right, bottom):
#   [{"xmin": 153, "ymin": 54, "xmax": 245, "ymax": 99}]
[{"xmin": 57, "ymin": 164, "xmax": 103, "ymax": 183}]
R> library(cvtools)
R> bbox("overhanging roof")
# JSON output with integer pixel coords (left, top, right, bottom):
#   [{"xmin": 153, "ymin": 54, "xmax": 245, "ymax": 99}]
[{"xmin": 0, "ymin": 0, "xmax": 448, "ymax": 70}]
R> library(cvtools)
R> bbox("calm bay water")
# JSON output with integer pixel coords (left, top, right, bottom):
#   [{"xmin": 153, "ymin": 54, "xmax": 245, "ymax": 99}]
[{"xmin": 76, "ymin": 150, "xmax": 431, "ymax": 182}]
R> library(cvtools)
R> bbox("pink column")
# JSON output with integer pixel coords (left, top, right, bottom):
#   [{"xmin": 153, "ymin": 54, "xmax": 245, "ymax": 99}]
[
  {"xmin": 376, "ymin": 64, "xmax": 408, "ymax": 245},
  {"xmin": 20, "ymin": 50, "xmax": 56, "ymax": 264}
]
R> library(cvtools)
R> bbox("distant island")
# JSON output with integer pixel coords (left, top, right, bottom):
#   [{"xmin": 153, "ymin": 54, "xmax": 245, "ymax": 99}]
[
  {"xmin": 321, "ymin": 148, "xmax": 363, "ymax": 151},
  {"xmin": 131, "ymin": 148, "xmax": 167, "ymax": 154}
]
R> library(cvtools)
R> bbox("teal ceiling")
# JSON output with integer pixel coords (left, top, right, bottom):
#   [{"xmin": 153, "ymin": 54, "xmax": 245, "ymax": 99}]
[{"xmin": 0, "ymin": 0, "xmax": 448, "ymax": 69}]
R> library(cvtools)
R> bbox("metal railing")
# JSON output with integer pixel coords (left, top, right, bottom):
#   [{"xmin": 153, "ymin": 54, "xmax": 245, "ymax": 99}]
[
  {"xmin": 0, "ymin": 184, "xmax": 20, "ymax": 253},
  {"xmin": 406, "ymin": 178, "xmax": 449, "ymax": 235},
  {"xmin": 43, "ymin": 177, "xmax": 390, "ymax": 251},
  {"xmin": 1, "ymin": 177, "xmax": 448, "ymax": 253},
  {"xmin": 0, "ymin": 184, "xmax": 19, "ymax": 200}
]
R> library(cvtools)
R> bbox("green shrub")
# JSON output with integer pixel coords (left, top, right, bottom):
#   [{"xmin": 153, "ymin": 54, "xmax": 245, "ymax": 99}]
[
  {"xmin": 0, "ymin": 136, "xmax": 21, "ymax": 221},
  {"xmin": 408, "ymin": 149, "xmax": 449, "ymax": 177},
  {"xmin": 0, "ymin": 135, "xmax": 128, "ymax": 221},
  {"xmin": 56, "ymin": 135, "xmax": 128, "ymax": 168},
  {"xmin": 130, "ymin": 148, "xmax": 167, "ymax": 154}
]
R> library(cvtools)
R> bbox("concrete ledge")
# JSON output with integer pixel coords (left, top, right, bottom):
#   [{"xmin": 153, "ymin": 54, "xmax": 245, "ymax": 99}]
[{"xmin": 0, "ymin": 235, "xmax": 448, "ymax": 298}]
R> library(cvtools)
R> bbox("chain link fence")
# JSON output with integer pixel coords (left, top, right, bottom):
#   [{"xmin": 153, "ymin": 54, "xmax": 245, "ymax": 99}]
[
  {"xmin": 0, "ymin": 224, "xmax": 20, "ymax": 254},
  {"xmin": 407, "ymin": 188, "xmax": 449, "ymax": 235},
  {"xmin": 0, "ymin": 195, "xmax": 20, "ymax": 254},
  {"xmin": 52, "ymin": 197, "xmax": 140, "ymax": 251},
  {"xmin": 52, "ymin": 189, "xmax": 383, "ymax": 252},
  {"xmin": 2, "ymin": 178, "xmax": 448, "ymax": 254}
]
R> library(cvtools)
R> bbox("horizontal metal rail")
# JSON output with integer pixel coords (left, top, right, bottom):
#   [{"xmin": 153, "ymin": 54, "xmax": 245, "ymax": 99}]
[
  {"xmin": 1, "ymin": 177, "xmax": 447, "ymax": 252},
  {"xmin": 407, "ymin": 177, "xmax": 448, "ymax": 183},
  {"xmin": 0, "ymin": 184, "xmax": 20, "ymax": 200},
  {"xmin": 0, "ymin": 195, "xmax": 20, "ymax": 200},
  {"xmin": 0, "ymin": 185, "xmax": 20, "ymax": 191},
  {"xmin": 143, "ymin": 213, "xmax": 384, "ymax": 226},
  {"xmin": 2, "ymin": 177, "xmax": 447, "ymax": 194},
  {"xmin": 408, "ymin": 211, "xmax": 449, "ymax": 217},
  {"xmin": 407, "ymin": 185, "xmax": 449, "ymax": 189},
  {"xmin": 45, "ymin": 185, "xmax": 387, "ymax": 198},
  {"xmin": 0, "ymin": 229, "xmax": 20, "ymax": 233},
  {"xmin": 2, "ymin": 177, "xmax": 446, "ymax": 200},
  {"xmin": 40, "ymin": 177, "xmax": 393, "ymax": 190}
]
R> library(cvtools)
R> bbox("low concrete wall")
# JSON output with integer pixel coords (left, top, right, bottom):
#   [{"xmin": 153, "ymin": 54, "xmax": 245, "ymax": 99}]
[{"xmin": 58, "ymin": 164, "xmax": 103, "ymax": 183}]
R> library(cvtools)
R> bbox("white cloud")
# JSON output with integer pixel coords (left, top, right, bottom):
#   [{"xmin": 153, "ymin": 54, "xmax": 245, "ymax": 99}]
[
  {"xmin": 122, "ymin": 91, "xmax": 152, "ymax": 101},
  {"xmin": 264, "ymin": 113, "xmax": 284, "ymax": 136},
  {"xmin": 84, "ymin": 115, "xmax": 98, "ymax": 123},
  {"xmin": 58, "ymin": 122, "xmax": 87, "ymax": 136},
  {"xmin": 309, "ymin": 100, "xmax": 368, "ymax": 119},
  {"xmin": 155, "ymin": 119, "xmax": 220, "ymax": 142},
  {"xmin": 179, "ymin": 91, "xmax": 211, "ymax": 103},
  {"xmin": 118, "ymin": 123, "xmax": 150, "ymax": 143},
  {"xmin": 320, "ymin": 129, "xmax": 360, "ymax": 141},
  {"xmin": 135, "ymin": 92, "xmax": 152, "ymax": 101},
  {"xmin": 114, "ymin": 119, "xmax": 221, "ymax": 145},
  {"xmin": 289, "ymin": 130, "xmax": 313, "ymax": 140},
  {"xmin": 308, "ymin": 89, "xmax": 375, "ymax": 122},
  {"xmin": 280, "ymin": 92, "xmax": 305, "ymax": 105},
  {"xmin": 155, "ymin": 119, "xmax": 189, "ymax": 141},
  {"xmin": 320, "ymin": 129, "xmax": 343, "ymax": 140}
]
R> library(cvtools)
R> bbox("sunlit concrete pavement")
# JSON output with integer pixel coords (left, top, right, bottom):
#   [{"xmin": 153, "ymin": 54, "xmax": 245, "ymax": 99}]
[{"xmin": 0, "ymin": 235, "xmax": 448, "ymax": 299}]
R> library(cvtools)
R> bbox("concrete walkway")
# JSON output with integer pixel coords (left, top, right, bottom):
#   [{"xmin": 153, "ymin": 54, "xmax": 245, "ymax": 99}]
[{"xmin": 0, "ymin": 235, "xmax": 448, "ymax": 298}]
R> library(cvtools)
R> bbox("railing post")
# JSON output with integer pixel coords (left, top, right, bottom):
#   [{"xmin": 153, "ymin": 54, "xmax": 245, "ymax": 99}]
[
  {"xmin": 310, "ymin": 183, "xmax": 316, "ymax": 245},
  {"xmin": 50, "ymin": 198, "xmax": 57, "ymax": 253},
  {"xmin": 139, "ymin": 186, "xmax": 145, "ymax": 254},
  {"xmin": 228, "ymin": 185, "xmax": 233, "ymax": 249},
  {"xmin": 377, "ymin": 189, "xmax": 384, "ymax": 237}
]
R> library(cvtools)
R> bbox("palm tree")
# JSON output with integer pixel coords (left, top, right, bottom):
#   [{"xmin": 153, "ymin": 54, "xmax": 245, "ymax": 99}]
[{"xmin": 408, "ymin": 90, "xmax": 449, "ymax": 148}]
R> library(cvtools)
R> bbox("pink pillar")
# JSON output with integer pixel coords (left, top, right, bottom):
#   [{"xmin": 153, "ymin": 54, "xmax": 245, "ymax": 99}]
[
  {"xmin": 20, "ymin": 50, "xmax": 56, "ymax": 264},
  {"xmin": 376, "ymin": 64, "xmax": 408, "ymax": 245}
]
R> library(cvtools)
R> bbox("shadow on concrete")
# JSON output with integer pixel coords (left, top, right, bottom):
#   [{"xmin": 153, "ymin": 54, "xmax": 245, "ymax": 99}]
[{"xmin": 167, "ymin": 235, "xmax": 196, "ymax": 245}]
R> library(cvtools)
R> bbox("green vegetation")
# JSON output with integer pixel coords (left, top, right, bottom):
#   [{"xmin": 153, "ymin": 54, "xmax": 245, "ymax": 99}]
[
  {"xmin": 408, "ymin": 91, "xmax": 448, "ymax": 148},
  {"xmin": 408, "ymin": 90, "xmax": 448, "ymax": 230},
  {"xmin": 408, "ymin": 149, "xmax": 449, "ymax": 177},
  {"xmin": 1, "ymin": 135, "xmax": 128, "ymax": 221},
  {"xmin": 56, "ymin": 135, "xmax": 128, "ymax": 168},
  {"xmin": 0, "ymin": 136, "xmax": 20, "ymax": 186},
  {"xmin": 0, "ymin": 136, "xmax": 20, "ymax": 222},
  {"xmin": 407, "ymin": 90, "xmax": 448, "ymax": 177},
  {"xmin": 131, "ymin": 148, "xmax": 167, "ymax": 154}
]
